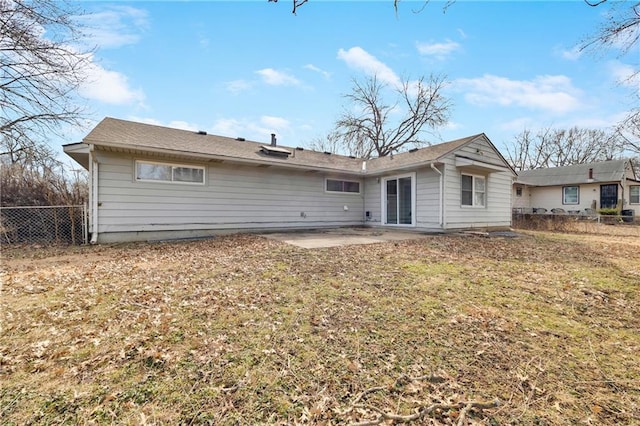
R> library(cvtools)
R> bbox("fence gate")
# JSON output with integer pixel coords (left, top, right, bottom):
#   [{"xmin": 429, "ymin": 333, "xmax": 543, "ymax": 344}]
[{"xmin": 0, "ymin": 205, "xmax": 88, "ymax": 245}]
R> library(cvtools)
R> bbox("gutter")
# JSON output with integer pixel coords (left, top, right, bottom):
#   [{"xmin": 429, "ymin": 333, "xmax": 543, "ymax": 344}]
[
  {"xmin": 89, "ymin": 145, "xmax": 99, "ymax": 244},
  {"xmin": 430, "ymin": 163, "xmax": 444, "ymax": 228}
]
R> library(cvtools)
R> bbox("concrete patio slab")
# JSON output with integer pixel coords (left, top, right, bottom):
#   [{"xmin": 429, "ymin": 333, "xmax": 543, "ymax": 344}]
[{"xmin": 261, "ymin": 227, "xmax": 435, "ymax": 248}]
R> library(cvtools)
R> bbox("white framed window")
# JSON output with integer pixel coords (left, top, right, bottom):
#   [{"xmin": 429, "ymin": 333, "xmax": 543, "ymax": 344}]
[
  {"xmin": 563, "ymin": 186, "xmax": 579, "ymax": 205},
  {"xmin": 461, "ymin": 174, "xmax": 486, "ymax": 207},
  {"xmin": 135, "ymin": 160, "xmax": 205, "ymax": 185},
  {"xmin": 515, "ymin": 186, "xmax": 523, "ymax": 197},
  {"xmin": 325, "ymin": 178, "xmax": 360, "ymax": 194},
  {"xmin": 630, "ymin": 186, "xmax": 640, "ymax": 204}
]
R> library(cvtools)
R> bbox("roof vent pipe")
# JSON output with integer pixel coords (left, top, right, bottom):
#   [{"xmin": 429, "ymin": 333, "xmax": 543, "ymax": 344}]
[{"xmin": 271, "ymin": 133, "xmax": 277, "ymax": 146}]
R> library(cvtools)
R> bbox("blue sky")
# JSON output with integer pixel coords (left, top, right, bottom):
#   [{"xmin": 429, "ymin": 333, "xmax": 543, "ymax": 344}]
[{"xmin": 65, "ymin": 0, "xmax": 638, "ymax": 157}]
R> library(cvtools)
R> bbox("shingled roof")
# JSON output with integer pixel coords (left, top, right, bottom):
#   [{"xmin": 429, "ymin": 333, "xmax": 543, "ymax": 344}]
[
  {"xmin": 81, "ymin": 117, "xmax": 362, "ymax": 173},
  {"xmin": 516, "ymin": 159, "xmax": 636, "ymax": 186},
  {"xmin": 366, "ymin": 134, "xmax": 484, "ymax": 173},
  {"xmin": 72, "ymin": 117, "xmax": 494, "ymax": 175}
]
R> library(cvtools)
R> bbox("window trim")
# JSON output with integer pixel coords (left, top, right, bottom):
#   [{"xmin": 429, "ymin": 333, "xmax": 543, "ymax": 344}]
[
  {"xmin": 135, "ymin": 160, "xmax": 205, "ymax": 185},
  {"xmin": 630, "ymin": 185, "xmax": 640, "ymax": 204},
  {"xmin": 461, "ymin": 173, "xmax": 486, "ymax": 208},
  {"xmin": 562, "ymin": 185, "xmax": 579, "ymax": 205},
  {"xmin": 324, "ymin": 178, "xmax": 361, "ymax": 194}
]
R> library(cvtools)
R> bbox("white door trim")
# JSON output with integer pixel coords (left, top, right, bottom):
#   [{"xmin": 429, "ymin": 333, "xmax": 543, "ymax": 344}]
[{"xmin": 381, "ymin": 172, "xmax": 417, "ymax": 227}]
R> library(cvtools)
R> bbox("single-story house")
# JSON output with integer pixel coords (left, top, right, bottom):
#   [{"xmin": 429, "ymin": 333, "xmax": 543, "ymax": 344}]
[
  {"xmin": 512, "ymin": 159, "xmax": 639, "ymax": 214},
  {"xmin": 64, "ymin": 117, "xmax": 517, "ymax": 243}
]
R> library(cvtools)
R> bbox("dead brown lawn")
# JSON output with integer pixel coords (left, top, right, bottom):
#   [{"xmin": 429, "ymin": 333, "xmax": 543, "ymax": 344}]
[{"xmin": 1, "ymin": 231, "xmax": 639, "ymax": 425}]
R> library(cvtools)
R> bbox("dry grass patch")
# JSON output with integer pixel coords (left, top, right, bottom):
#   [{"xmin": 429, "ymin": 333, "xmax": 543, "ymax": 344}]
[{"xmin": 1, "ymin": 231, "xmax": 639, "ymax": 425}]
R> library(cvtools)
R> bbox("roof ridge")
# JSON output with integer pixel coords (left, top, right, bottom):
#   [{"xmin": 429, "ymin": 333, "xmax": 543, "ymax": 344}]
[{"xmin": 520, "ymin": 158, "xmax": 628, "ymax": 173}]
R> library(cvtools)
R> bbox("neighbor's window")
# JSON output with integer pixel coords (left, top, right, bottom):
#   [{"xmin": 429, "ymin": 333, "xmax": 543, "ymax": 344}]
[
  {"xmin": 136, "ymin": 161, "xmax": 204, "ymax": 184},
  {"xmin": 326, "ymin": 179, "xmax": 360, "ymax": 193},
  {"xmin": 516, "ymin": 186, "xmax": 523, "ymax": 197},
  {"xmin": 461, "ymin": 174, "xmax": 486, "ymax": 207},
  {"xmin": 563, "ymin": 186, "xmax": 579, "ymax": 205},
  {"xmin": 631, "ymin": 186, "xmax": 640, "ymax": 204}
]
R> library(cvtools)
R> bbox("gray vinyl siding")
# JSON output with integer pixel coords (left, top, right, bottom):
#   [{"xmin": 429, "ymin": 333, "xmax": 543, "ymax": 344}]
[
  {"xmin": 362, "ymin": 168, "xmax": 441, "ymax": 230},
  {"xmin": 87, "ymin": 134, "xmax": 516, "ymax": 242},
  {"xmin": 363, "ymin": 177, "xmax": 381, "ymax": 225},
  {"xmin": 415, "ymin": 166, "xmax": 441, "ymax": 229},
  {"xmin": 442, "ymin": 138, "xmax": 513, "ymax": 229},
  {"xmin": 95, "ymin": 151, "xmax": 364, "ymax": 239}
]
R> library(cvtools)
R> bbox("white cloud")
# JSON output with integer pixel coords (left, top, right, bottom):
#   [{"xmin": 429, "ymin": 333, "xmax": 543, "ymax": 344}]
[
  {"xmin": 80, "ymin": 58, "xmax": 145, "ymax": 106},
  {"xmin": 79, "ymin": 6, "xmax": 149, "ymax": 49},
  {"xmin": 199, "ymin": 35, "xmax": 210, "ymax": 49},
  {"xmin": 211, "ymin": 116, "xmax": 292, "ymax": 142},
  {"xmin": 608, "ymin": 60, "xmax": 638, "ymax": 88},
  {"xmin": 225, "ymin": 79, "xmax": 253, "ymax": 94},
  {"xmin": 454, "ymin": 74, "xmax": 582, "ymax": 114},
  {"xmin": 260, "ymin": 115, "xmax": 291, "ymax": 130},
  {"xmin": 128, "ymin": 117, "xmax": 199, "ymax": 132},
  {"xmin": 416, "ymin": 39, "xmax": 461, "ymax": 60},
  {"xmin": 256, "ymin": 68, "xmax": 301, "ymax": 86},
  {"xmin": 443, "ymin": 120, "xmax": 462, "ymax": 131},
  {"xmin": 210, "ymin": 118, "xmax": 244, "ymax": 137},
  {"xmin": 559, "ymin": 46, "xmax": 583, "ymax": 61},
  {"xmin": 337, "ymin": 46, "xmax": 401, "ymax": 87},
  {"xmin": 499, "ymin": 117, "xmax": 536, "ymax": 133},
  {"xmin": 304, "ymin": 64, "xmax": 331, "ymax": 79},
  {"xmin": 501, "ymin": 113, "xmax": 625, "ymax": 135}
]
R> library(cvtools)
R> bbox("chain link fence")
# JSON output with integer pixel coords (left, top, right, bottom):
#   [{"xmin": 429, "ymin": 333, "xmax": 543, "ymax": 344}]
[
  {"xmin": 0, "ymin": 205, "xmax": 88, "ymax": 245},
  {"xmin": 512, "ymin": 211, "xmax": 640, "ymax": 236}
]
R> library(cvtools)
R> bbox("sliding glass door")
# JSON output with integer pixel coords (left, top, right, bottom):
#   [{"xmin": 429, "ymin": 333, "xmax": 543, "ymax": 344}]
[{"xmin": 383, "ymin": 174, "xmax": 415, "ymax": 226}]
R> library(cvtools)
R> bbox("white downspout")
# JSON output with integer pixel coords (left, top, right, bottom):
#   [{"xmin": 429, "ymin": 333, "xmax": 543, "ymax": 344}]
[
  {"xmin": 361, "ymin": 161, "xmax": 368, "ymax": 224},
  {"xmin": 621, "ymin": 160, "xmax": 627, "ymax": 208},
  {"xmin": 430, "ymin": 163, "xmax": 443, "ymax": 228},
  {"xmin": 89, "ymin": 146, "xmax": 99, "ymax": 244}
]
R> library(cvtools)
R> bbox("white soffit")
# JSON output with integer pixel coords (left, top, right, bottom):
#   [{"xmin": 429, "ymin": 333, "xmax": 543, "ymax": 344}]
[{"xmin": 455, "ymin": 156, "xmax": 510, "ymax": 173}]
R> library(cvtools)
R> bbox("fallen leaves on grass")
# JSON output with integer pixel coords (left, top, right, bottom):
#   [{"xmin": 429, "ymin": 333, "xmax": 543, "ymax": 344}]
[
  {"xmin": 1, "ymin": 231, "xmax": 639, "ymax": 424},
  {"xmin": 340, "ymin": 372, "xmax": 499, "ymax": 425}
]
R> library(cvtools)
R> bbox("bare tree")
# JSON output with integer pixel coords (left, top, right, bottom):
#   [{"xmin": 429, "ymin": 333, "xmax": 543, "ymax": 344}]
[
  {"xmin": 581, "ymin": 1, "xmax": 640, "ymax": 155},
  {"xmin": 269, "ymin": 0, "xmax": 456, "ymax": 15},
  {"xmin": 582, "ymin": 0, "xmax": 639, "ymax": 55},
  {"xmin": 332, "ymin": 74, "xmax": 451, "ymax": 159},
  {"xmin": 506, "ymin": 127, "xmax": 625, "ymax": 171},
  {"xmin": 506, "ymin": 128, "xmax": 552, "ymax": 172},
  {"xmin": 1, "ymin": 0, "xmax": 90, "ymax": 150},
  {"xmin": 308, "ymin": 130, "xmax": 348, "ymax": 155},
  {"xmin": 613, "ymin": 112, "xmax": 640, "ymax": 176},
  {"xmin": 615, "ymin": 111, "xmax": 640, "ymax": 155},
  {"xmin": 1, "ymin": 136, "xmax": 87, "ymax": 206}
]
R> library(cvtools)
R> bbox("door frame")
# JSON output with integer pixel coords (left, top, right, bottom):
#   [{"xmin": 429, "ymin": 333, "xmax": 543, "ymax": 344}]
[
  {"xmin": 600, "ymin": 184, "xmax": 619, "ymax": 209},
  {"xmin": 381, "ymin": 172, "xmax": 417, "ymax": 227}
]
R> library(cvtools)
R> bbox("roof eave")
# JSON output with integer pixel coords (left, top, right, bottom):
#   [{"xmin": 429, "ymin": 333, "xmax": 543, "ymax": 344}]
[
  {"xmin": 86, "ymin": 141, "xmax": 365, "ymax": 176},
  {"xmin": 62, "ymin": 142, "xmax": 90, "ymax": 170},
  {"xmin": 366, "ymin": 159, "xmax": 444, "ymax": 176}
]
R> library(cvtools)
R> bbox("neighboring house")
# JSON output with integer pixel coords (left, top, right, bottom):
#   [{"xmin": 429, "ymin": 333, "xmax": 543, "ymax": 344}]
[
  {"xmin": 513, "ymin": 159, "xmax": 640, "ymax": 214},
  {"xmin": 64, "ymin": 117, "xmax": 516, "ymax": 243}
]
